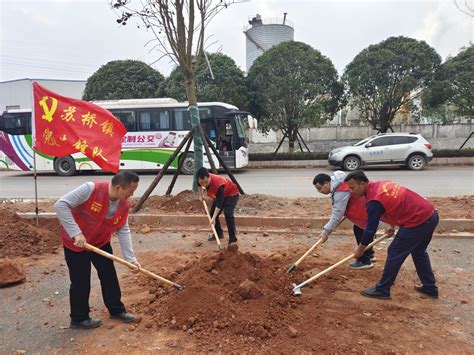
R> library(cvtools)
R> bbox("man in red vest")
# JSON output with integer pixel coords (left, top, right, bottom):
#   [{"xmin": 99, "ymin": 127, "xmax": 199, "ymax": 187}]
[
  {"xmin": 345, "ymin": 170, "xmax": 439, "ymax": 300},
  {"xmin": 313, "ymin": 171, "xmax": 374, "ymax": 269},
  {"xmin": 197, "ymin": 167, "xmax": 240, "ymax": 247},
  {"xmin": 54, "ymin": 171, "xmax": 141, "ymax": 329}
]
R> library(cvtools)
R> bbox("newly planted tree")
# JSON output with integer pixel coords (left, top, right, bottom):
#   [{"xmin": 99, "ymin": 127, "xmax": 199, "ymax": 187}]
[
  {"xmin": 111, "ymin": 0, "xmax": 240, "ymax": 210},
  {"xmin": 247, "ymin": 41, "xmax": 342, "ymax": 154}
]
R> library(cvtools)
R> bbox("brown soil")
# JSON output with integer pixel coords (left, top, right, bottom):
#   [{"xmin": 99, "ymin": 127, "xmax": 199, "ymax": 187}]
[
  {"xmin": 0, "ymin": 258, "xmax": 26, "ymax": 287},
  {"xmin": 121, "ymin": 247, "xmax": 472, "ymax": 353},
  {"xmin": 0, "ymin": 207, "xmax": 62, "ymax": 258},
  {"xmin": 6, "ymin": 192, "xmax": 474, "ymax": 219},
  {"xmin": 133, "ymin": 191, "xmax": 474, "ymax": 219}
]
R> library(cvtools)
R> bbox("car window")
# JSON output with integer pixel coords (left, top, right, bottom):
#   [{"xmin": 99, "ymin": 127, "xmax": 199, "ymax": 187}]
[
  {"xmin": 354, "ymin": 136, "xmax": 374, "ymax": 146},
  {"xmin": 390, "ymin": 136, "xmax": 419, "ymax": 145},
  {"xmin": 369, "ymin": 136, "xmax": 392, "ymax": 147},
  {"xmin": 390, "ymin": 136, "xmax": 408, "ymax": 145}
]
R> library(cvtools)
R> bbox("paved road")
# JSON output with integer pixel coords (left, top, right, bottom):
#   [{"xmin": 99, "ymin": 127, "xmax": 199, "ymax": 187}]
[{"xmin": 0, "ymin": 166, "xmax": 473, "ymax": 199}]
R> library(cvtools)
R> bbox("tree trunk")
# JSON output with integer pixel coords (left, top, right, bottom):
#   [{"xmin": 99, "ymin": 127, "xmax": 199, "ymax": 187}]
[
  {"xmin": 378, "ymin": 103, "xmax": 391, "ymax": 133},
  {"xmin": 185, "ymin": 75, "xmax": 203, "ymax": 191},
  {"xmin": 287, "ymin": 128, "xmax": 298, "ymax": 154}
]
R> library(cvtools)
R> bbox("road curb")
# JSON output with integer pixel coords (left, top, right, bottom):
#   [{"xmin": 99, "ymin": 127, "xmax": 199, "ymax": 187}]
[
  {"xmin": 18, "ymin": 212, "xmax": 474, "ymax": 237},
  {"xmin": 247, "ymin": 157, "xmax": 474, "ymax": 168}
]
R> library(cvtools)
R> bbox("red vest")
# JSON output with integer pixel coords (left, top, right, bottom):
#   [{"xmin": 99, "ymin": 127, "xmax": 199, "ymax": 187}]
[
  {"xmin": 335, "ymin": 182, "xmax": 368, "ymax": 229},
  {"xmin": 206, "ymin": 174, "xmax": 239, "ymax": 200},
  {"xmin": 61, "ymin": 181, "xmax": 130, "ymax": 252},
  {"xmin": 366, "ymin": 181, "xmax": 435, "ymax": 228}
]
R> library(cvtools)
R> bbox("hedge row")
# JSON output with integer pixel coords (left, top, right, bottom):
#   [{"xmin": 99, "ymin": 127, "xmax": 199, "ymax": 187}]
[{"xmin": 249, "ymin": 149, "xmax": 474, "ymax": 161}]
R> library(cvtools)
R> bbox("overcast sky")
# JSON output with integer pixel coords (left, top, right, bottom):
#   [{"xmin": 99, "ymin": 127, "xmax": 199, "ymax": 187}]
[{"xmin": 0, "ymin": 0, "xmax": 472, "ymax": 82}]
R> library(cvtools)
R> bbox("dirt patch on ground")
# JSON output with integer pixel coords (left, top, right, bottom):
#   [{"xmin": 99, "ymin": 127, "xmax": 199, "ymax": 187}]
[
  {"xmin": 133, "ymin": 191, "xmax": 474, "ymax": 219},
  {"xmin": 5, "ymin": 192, "xmax": 473, "ymax": 219},
  {"xmin": 0, "ymin": 207, "xmax": 61, "ymax": 258},
  {"xmin": 0, "ymin": 258, "xmax": 26, "ymax": 287},
  {"xmin": 123, "ymin": 247, "xmax": 472, "ymax": 353}
]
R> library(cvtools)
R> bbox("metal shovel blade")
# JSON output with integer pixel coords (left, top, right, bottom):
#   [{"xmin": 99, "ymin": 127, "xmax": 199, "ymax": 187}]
[
  {"xmin": 287, "ymin": 264, "xmax": 296, "ymax": 273},
  {"xmin": 174, "ymin": 284, "xmax": 185, "ymax": 291},
  {"xmin": 292, "ymin": 283, "xmax": 302, "ymax": 296}
]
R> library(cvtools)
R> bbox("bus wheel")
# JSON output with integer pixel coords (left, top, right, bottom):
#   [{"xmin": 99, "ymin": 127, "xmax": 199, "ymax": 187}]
[
  {"xmin": 54, "ymin": 156, "xmax": 77, "ymax": 176},
  {"xmin": 180, "ymin": 153, "xmax": 195, "ymax": 175}
]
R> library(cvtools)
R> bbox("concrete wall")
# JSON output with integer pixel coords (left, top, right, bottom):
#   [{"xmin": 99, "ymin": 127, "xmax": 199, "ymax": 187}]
[{"xmin": 248, "ymin": 124, "xmax": 474, "ymax": 153}]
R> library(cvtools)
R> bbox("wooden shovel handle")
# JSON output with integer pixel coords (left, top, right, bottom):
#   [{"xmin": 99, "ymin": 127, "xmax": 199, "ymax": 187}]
[
  {"xmin": 202, "ymin": 200, "xmax": 223, "ymax": 247},
  {"xmin": 294, "ymin": 238, "xmax": 324, "ymax": 268},
  {"xmin": 297, "ymin": 233, "xmax": 390, "ymax": 289},
  {"xmin": 84, "ymin": 243, "xmax": 183, "ymax": 289},
  {"xmin": 291, "ymin": 217, "xmax": 347, "ymax": 270}
]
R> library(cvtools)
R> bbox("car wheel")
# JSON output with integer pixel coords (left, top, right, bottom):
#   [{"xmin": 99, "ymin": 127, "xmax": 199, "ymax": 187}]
[
  {"xmin": 407, "ymin": 154, "xmax": 426, "ymax": 171},
  {"xmin": 54, "ymin": 156, "xmax": 76, "ymax": 176},
  {"xmin": 180, "ymin": 152, "xmax": 195, "ymax": 175},
  {"xmin": 343, "ymin": 156, "xmax": 361, "ymax": 171}
]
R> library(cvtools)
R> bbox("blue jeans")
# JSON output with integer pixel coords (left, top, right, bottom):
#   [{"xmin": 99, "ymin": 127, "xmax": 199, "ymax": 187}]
[{"xmin": 375, "ymin": 211, "xmax": 439, "ymax": 295}]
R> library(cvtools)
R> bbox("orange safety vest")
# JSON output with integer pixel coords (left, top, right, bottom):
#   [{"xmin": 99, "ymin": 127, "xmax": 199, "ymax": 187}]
[
  {"xmin": 365, "ymin": 181, "xmax": 435, "ymax": 228},
  {"xmin": 206, "ymin": 174, "xmax": 239, "ymax": 200},
  {"xmin": 61, "ymin": 181, "xmax": 130, "ymax": 252},
  {"xmin": 335, "ymin": 182, "xmax": 368, "ymax": 229}
]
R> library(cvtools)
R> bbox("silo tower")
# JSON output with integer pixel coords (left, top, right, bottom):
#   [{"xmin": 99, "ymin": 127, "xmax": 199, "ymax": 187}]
[{"xmin": 244, "ymin": 13, "xmax": 294, "ymax": 71}]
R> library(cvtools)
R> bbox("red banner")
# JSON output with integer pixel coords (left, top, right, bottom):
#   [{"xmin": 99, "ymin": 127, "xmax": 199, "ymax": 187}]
[{"xmin": 33, "ymin": 82, "xmax": 127, "ymax": 173}]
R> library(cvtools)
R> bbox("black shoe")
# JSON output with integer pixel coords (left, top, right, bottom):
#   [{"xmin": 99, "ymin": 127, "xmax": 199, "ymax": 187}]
[
  {"xmin": 414, "ymin": 286, "xmax": 439, "ymax": 299},
  {"xmin": 70, "ymin": 318, "xmax": 102, "ymax": 329},
  {"xmin": 360, "ymin": 287, "xmax": 391, "ymax": 299},
  {"xmin": 110, "ymin": 312, "xmax": 135, "ymax": 323},
  {"xmin": 208, "ymin": 234, "xmax": 224, "ymax": 242},
  {"xmin": 349, "ymin": 260, "xmax": 374, "ymax": 270}
]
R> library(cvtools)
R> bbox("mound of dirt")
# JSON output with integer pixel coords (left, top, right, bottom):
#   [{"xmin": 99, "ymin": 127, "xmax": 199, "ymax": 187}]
[
  {"xmin": 0, "ymin": 259, "xmax": 26, "ymax": 287},
  {"xmin": 134, "ymin": 190, "xmax": 332, "ymax": 217},
  {"xmin": 133, "ymin": 191, "xmax": 474, "ymax": 219},
  {"xmin": 0, "ymin": 207, "xmax": 61, "ymax": 258},
  {"xmin": 134, "ymin": 248, "xmax": 314, "ymax": 350}
]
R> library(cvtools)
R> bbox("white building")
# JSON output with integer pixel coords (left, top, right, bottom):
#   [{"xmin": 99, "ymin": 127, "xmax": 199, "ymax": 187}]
[
  {"xmin": 244, "ymin": 14, "xmax": 294, "ymax": 71},
  {"xmin": 0, "ymin": 78, "xmax": 86, "ymax": 112}
]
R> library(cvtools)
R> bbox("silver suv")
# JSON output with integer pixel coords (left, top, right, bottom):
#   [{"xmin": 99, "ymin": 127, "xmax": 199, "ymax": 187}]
[{"xmin": 328, "ymin": 133, "xmax": 433, "ymax": 171}]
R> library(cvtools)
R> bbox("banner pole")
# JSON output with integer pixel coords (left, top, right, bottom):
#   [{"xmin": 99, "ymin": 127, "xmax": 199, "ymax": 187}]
[{"xmin": 31, "ymin": 80, "xmax": 39, "ymax": 226}]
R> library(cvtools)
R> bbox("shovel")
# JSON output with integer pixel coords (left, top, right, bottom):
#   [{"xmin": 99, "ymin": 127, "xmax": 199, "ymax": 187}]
[
  {"xmin": 84, "ymin": 243, "xmax": 184, "ymax": 290},
  {"xmin": 202, "ymin": 200, "xmax": 225, "ymax": 250},
  {"xmin": 287, "ymin": 217, "xmax": 346, "ymax": 273},
  {"xmin": 292, "ymin": 233, "xmax": 390, "ymax": 295},
  {"xmin": 287, "ymin": 238, "xmax": 324, "ymax": 273}
]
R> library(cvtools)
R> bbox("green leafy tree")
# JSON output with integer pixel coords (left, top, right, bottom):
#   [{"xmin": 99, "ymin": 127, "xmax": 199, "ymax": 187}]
[
  {"xmin": 343, "ymin": 36, "xmax": 441, "ymax": 132},
  {"xmin": 83, "ymin": 60, "xmax": 165, "ymax": 101},
  {"xmin": 163, "ymin": 52, "xmax": 248, "ymax": 109},
  {"xmin": 247, "ymin": 41, "xmax": 342, "ymax": 153},
  {"xmin": 422, "ymin": 45, "xmax": 474, "ymax": 122}
]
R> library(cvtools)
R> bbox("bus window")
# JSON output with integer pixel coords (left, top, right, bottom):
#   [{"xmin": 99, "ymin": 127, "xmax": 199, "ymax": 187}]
[
  {"xmin": 0, "ymin": 112, "xmax": 31, "ymax": 135},
  {"xmin": 173, "ymin": 109, "xmax": 192, "ymax": 130},
  {"xmin": 234, "ymin": 116, "xmax": 246, "ymax": 139},
  {"xmin": 139, "ymin": 110, "xmax": 170, "ymax": 131},
  {"xmin": 111, "ymin": 110, "xmax": 136, "ymax": 132},
  {"xmin": 173, "ymin": 108, "xmax": 212, "ymax": 130}
]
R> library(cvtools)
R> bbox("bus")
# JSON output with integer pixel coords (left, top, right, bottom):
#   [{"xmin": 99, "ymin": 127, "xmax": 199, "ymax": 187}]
[{"xmin": 0, "ymin": 98, "xmax": 256, "ymax": 176}]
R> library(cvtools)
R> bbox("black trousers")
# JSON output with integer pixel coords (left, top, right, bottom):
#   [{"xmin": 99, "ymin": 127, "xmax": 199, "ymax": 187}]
[
  {"xmin": 353, "ymin": 225, "xmax": 375, "ymax": 264},
  {"xmin": 64, "ymin": 243, "xmax": 126, "ymax": 322},
  {"xmin": 210, "ymin": 195, "xmax": 239, "ymax": 243},
  {"xmin": 376, "ymin": 212, "xmax": 439, "ymax": 295}
]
